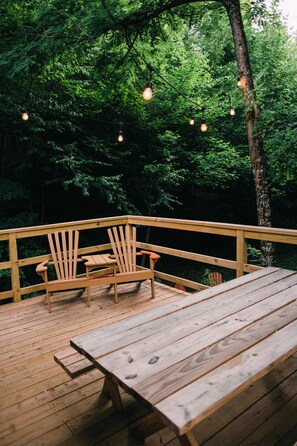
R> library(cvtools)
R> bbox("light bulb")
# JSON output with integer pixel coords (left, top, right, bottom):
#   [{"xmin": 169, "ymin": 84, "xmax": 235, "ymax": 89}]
[
  {"xmin": 237, "ymin": 75, "xmax": 246, "ymax": 90},
  {"xmin": 189, "ymin": 117, "xmax": 195, "ymax": 125},
  {"xmin": 230, "ymin": 107, "xmax": 236, "ymax": 116},
  {"xmin": 118, "ymin": 131, "xmax": 124, "ymax": 142},
  {"xmin": 200, "ymin": 122, "xmax": 208, "ymax": 132},
  {"xmin": 22, "ymin": 110, "xmax": 29, "ymax": 121},
  {"xmin": 143, "ymin": 86, "xmax": 153, "ymax": 101}
]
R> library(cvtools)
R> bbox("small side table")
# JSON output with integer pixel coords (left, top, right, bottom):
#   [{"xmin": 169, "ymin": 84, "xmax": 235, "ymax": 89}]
[{"xmin": 82, "ymin": 254, "xmax": 118, "ymax": 304}]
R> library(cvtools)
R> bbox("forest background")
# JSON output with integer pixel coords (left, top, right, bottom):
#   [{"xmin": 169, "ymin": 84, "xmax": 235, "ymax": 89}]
[{"xmin": 0, "ymin": 0, "xmax": 296, "ymax": 287}]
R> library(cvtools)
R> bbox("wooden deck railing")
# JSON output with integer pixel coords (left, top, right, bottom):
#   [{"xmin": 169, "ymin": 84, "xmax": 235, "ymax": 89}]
[{"xmin": 0, "ymin": 215, "xmax": 296, "ymax": 303}]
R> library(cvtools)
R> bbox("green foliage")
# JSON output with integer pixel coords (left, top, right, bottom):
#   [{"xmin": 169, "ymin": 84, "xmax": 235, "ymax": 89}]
[
  {"xmin": 247, "ymin": 244, "xmax": 262, "ymax": 265},
  {"xmin": 0, "ymin": 0, "xmax": 295, "ymax": 230}
]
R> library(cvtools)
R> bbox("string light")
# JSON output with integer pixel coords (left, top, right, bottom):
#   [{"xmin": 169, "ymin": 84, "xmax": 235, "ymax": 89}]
[
  {"xmin": 22, "ymin": 110, "xmax": 29, "ymax": 121},
  {"xmin": 237, "ymin": 74, "xmax": 246, "ymax": 90},
  {"xmin": 143, "ymin": 65, "xmax": 153, "ymax": 100},
  {"xmin": 143, "ymin": 80, "xmax": 153, "ymax": 100},
  {"xmin": 117, "ymin": 123, "xmax": 124, "ymax": 142},
  {"xmin": 140, "ymin": 63, "xmax": 239, "ymax": 133},
  {"xmin": 230, "ymin": 106, "xmax": 236, "ymax": 116},
  {"xmin": 200, "ymin": 108, "xmax": 208, "ymax": 132},
  {"xmin": 17, "ymin": 61, "xmax": 241, "ymax": 137}
]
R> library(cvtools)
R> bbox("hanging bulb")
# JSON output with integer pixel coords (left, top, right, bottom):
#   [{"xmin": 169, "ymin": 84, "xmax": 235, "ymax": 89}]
[
  {"xmin": 143, "ymin": 80, "xmax": 153, "ymax": 100},
  {"xmin": 22, "ymin": 110, "xmax": 29, "ymax": 121},
  {"xmin": 189, "ymin": 116, "xmax": 195, "ymax": 125},
  {"xmin": 237, "ymin": 75, "xmax": 246, "ymax": 90},
  {"xmin": 200, "ymin": 108, "xmax": 208, "ymax": 132},
  {"xmin": 118, "ymin": 130, "xmax": 124, "ymax": 142},
  {"xmin": 200, "ymin": 119, "xmax": 208, "ymax": 132},
  {"xmin": 230, "ymin": 106, "xmax": 236, "ymax": 116}
]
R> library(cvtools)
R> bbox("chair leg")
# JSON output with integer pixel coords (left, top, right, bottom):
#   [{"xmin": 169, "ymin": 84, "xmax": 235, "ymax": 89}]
[
  {"xmin": 86, "ymin": 269, "xmax": 91, "ymax": 307},
  {"xmin": 87, "ymin": 285, "xmax": 91, "ymax": 307},
  {"xmin": 46, "ymin": 290, "xmax": 52, "ymax": 313},
  {"xmin": 151, "ymin": 277, "xmax": 156, "ymax": 299},
  {"xmin": 114, "ymin": 283, "xmax": 118, "ymax": 303}
]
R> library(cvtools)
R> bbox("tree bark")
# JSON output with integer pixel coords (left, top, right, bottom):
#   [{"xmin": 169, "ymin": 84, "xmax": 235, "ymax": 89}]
[{"xmin": 221, "ymin": 0, "xmax": 273, "ymax": 266}]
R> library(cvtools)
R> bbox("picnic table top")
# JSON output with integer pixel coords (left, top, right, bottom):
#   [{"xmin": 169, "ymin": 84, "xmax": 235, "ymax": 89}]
[{"xmin": 70, "ymin": 267, "xmax": 297, "ymax": 439}]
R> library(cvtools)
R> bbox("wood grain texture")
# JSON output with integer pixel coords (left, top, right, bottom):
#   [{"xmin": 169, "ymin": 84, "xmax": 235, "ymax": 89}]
[
  {"xmin": 0, "ymin": 279, "xmax": 296, "ymax": 445},
  {"xmin": 155, "ymin": 320, "xmax": 297, "ymax": 435},
  {"xmin": 69, "ymin": 268, "xmax": 297, "ymax": 443}
]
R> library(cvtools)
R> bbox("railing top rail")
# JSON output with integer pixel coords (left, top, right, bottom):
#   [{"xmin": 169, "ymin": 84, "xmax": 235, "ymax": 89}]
[
  {"xmin": 127, "ymin": 216, "xmax": 297, "ymax": 237},
  {"xmin": 0, "ymin": 214, "xmax": 296, "ymax": 241},
  {"xmin": 0, "ymin": 216, "xmax": 129, "ymax": 240}
]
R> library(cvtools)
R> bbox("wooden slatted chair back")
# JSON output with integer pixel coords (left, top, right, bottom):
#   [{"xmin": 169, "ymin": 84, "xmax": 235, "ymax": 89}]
[
  {"xmin": 208, "ymin": 271, "xmax": 223, "ymax": 287},
  {"xmin": 107, "ymin": 225, "xmax": 137, "ymax": 273},
  {"xmin": 48, "ymin": 230, "xmax": 80, "ymax": 280}
]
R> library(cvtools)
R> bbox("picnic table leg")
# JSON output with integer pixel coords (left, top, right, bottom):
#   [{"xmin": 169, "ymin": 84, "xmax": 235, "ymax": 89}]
[
  {"xmin": 178, "ymin": 431, "xmax": 199, "ymax": 446},
  {"xmin": 104, "ymin": 376, "xmax": 123, "ymax": 411},
  {"xmin": 102, "ymin": 376, "xmax": 110, "ymax": 398},
  {"xmin": 131, "ymin": 413, "xmax": 166, "ymax": 441}
]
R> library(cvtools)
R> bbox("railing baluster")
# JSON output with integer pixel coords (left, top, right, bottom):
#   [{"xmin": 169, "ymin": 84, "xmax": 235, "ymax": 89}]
[
  {"xmin": 236, "ymin": 229, "xmax": 247, "ymax": 277},
  {"xmin": 9, "ymin": 233, "xmax": 21, "ymax": 302}
]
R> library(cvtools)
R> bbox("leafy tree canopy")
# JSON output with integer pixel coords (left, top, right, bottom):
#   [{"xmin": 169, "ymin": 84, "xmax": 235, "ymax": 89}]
[{"xmin": 0, "ymin": 0, "xmax": 296, "ymax": 229}]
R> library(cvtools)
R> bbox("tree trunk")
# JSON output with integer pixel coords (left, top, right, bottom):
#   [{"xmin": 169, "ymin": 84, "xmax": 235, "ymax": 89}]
[{"xmin": 222, "ymin": 0, "xmax": 274, "ymax": 266}]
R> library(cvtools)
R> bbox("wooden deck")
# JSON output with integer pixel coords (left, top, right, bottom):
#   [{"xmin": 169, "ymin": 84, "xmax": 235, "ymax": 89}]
[{"xmin": 1, "ymin": 281, "xmax": 297, "ymax": 446}]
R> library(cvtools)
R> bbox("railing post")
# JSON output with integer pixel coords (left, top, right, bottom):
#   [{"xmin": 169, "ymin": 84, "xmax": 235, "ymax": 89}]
[
  {"xmin": 9, "ymin": 233, "xmax": 21, "ymax": 302},
  {"xmin": 236, "ymin": 230, "xmax": 247, "ymax": 277}
]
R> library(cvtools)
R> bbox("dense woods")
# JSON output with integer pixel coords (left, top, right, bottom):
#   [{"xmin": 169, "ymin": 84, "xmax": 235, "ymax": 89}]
[{"xmin": 0, "ymin": 1, "xmax": 296, "ymax": 229}]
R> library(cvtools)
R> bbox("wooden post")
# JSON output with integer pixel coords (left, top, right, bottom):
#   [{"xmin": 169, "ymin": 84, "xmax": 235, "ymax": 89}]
[
  {"xmin": 9, "ymin": 233, "xmax": 21, "ymax": 302},
  {"xmin": 236, "ymin": 229, "xmax": 247, "ymax": 277}
]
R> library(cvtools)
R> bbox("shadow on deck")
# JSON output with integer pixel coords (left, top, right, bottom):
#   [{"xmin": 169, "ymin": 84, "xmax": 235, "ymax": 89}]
[{"xmin": 0, "ymin": 281, "xmax": 297, "ymax": 446}]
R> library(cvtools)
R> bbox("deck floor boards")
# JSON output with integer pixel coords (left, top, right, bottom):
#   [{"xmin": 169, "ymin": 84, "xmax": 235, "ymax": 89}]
[{"xmin": 0, "ymin": 281, "xmax": 296, "ymax": 446}]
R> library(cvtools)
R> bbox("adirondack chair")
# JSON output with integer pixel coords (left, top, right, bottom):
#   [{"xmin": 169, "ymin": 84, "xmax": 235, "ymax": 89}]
[
  {"xmin": 208, "ymin": 271, "xmax": 223, "ymax": 287},
  {"xmin": 106, "ymin": 225, "xmax": 160, "ymax": 303},
  {"xmin": 36, "ymin": 230, "xmax": 89, "ymax": 313},
  {"xmin": 174, "ymin": 283, "xmax": 186, "ymax": 292}
]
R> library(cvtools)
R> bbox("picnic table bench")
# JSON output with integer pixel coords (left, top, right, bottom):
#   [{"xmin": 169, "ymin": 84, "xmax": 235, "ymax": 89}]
[{"xmin": 55, "ymin": 267, "xmax": 297, "ymax": 445}]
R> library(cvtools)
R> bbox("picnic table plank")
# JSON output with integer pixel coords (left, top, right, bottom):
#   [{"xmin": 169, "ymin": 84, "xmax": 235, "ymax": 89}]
[
  {"xmin": 71, "ymin": 268, "xmax": 294, "ymax": 362},
  {"xmin": 98, "ymin": 275, "xmax": 297, "ymax": 381},
  {"xmin": 101, "ymin": 286, "xmax": 297, "ymax": 391},
  {"xmin": 71, "ymin": 267, "xmax": 279, "ymax": 348},
  {"xmin": 154, "ymin": 319, "xmax": 297, "ymax": 435},
  {"xmin": 134, "ymin": 299, "xmax": 297, "ymax": 404}
]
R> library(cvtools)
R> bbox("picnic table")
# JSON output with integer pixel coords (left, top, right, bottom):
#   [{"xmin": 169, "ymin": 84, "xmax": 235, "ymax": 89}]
[{"xmin": 67, "ymin": 267, "xmax": 297, "ymax": 445}]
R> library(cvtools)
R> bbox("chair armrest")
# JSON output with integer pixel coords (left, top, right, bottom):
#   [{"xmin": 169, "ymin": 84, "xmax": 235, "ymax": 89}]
[
  {"xmin": 140, "ymin": 250, "xmax": 160, "ymax": 262},
  {"xmin": 36, "ymin": 261, "xmax": 48, "ymax": 274}
]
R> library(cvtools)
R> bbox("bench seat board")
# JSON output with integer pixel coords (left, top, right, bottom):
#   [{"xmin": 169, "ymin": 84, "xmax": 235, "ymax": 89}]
[{"xmin": 54, "ymin": 348, "xmax": 95, "ymax": 378}]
